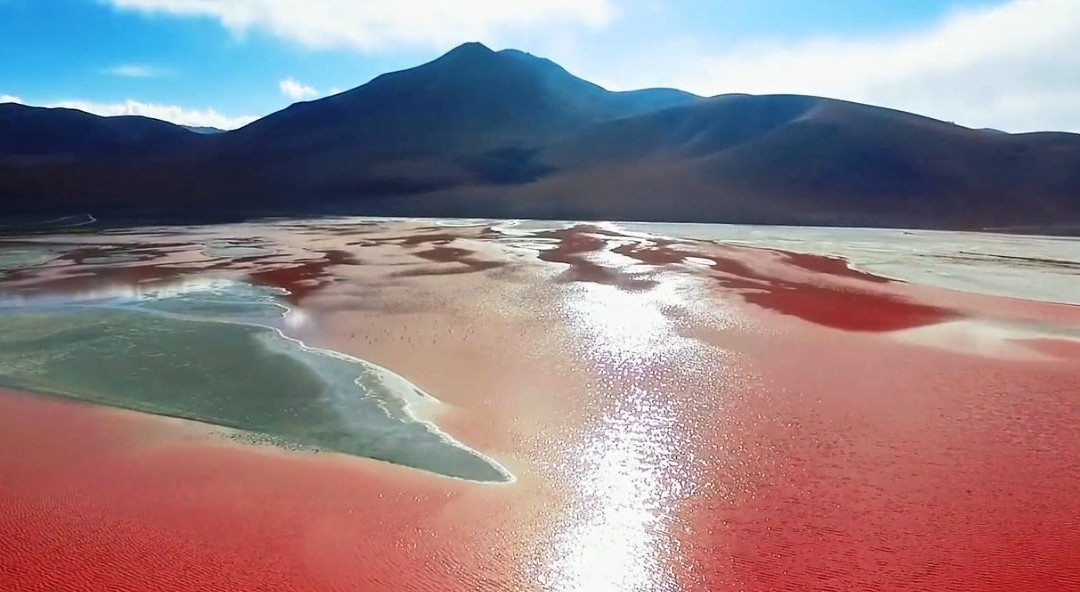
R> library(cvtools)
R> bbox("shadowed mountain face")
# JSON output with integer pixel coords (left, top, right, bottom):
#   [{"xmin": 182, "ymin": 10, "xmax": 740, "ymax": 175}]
[
  {"xmin": 0, "ymin": 103, "xmax": 203, "ymax": 160},
  {"xmin": 2, "ymin": 42, "xmax": 1079, "ymax": 231},
  {"xmin": 233, "ymin": 43, "xmax": 698, "ymax": 152}
]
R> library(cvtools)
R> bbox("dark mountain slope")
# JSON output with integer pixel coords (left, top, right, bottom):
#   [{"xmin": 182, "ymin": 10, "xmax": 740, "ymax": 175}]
[
  {"xmin": 542, "ymin": 94, "xmax": 820, "ymax": 166},
  {"xmin": 502, "ymin": 95, "xmax": 1080, "ymax": 228},
  {"xmin": 0, "ymin": 43, "xmax": 1078, "ymax": 230},
  {"xmin": 198, "ymin": 42, "xmax": 699, "ymax": 195},
  {"xmin": 50, "ymin": 42, "xmax": 700, "ymax": 210},
  {"xmin": 685, "ymin": 99, "xmax": 1080, "ymax": 226},
  {"xmin": 0, "ymin": 103, "xmax": 203, "ymax": 161},
  {"xmin": 228, "ymin": 42, "xmax": 698, "ymax": 154}
]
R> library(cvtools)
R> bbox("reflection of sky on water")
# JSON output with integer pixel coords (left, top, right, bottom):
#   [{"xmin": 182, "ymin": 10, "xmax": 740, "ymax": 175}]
[
  {"xmin": 542, "ymin": 385, "xmax": 684, "ymax": 592},
  {"xmin": 621, "ymin": 222, "xmax": 1080, "ymax": 307},
  {"xmin": 488, "ymin": 218, "xmax": 1080, "ymax": 307},
  {"xmin": 0, "ymin": 277, "xmax": 303, "ymax": 326},
  {"xmin": 567, "ymin": 281, "xmax": 673, "ymax": 367},
  {"xmin": 538, "ymin": 273, "xmax": 721, "ymax": 591}
]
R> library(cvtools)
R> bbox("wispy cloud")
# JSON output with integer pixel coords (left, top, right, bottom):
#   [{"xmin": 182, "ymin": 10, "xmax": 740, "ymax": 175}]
[
  {"xmin": 102, "ymin": 64, "xmax": 167, "ymax": 78},
  {"xmin": 1, "ymin": 95, "xmax": 257, "ymax": 129},
  {"xmin": 594, "ymin": 0, "xmax": 1080, "ymax": 133},
  {"xmin": 279, "ymin": 77, "xmax": 318, "ymax": 100},
  {"xmin": 104, "ymin": 0, "xmax": 613, "ymax": 51}
]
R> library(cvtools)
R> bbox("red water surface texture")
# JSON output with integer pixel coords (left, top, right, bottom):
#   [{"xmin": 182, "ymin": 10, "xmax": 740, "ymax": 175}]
[
  {"xmin": 680, "ymin": 319, "xmax": 1080, "ymax": 591},
  {"xmin": 3, "ymin": 225, "xmax": 1080, "ymax": 591},
  {"xmin": 601, "ymin": 226, "xmax": 953, "ymax": 331},
  {"xmin": 0, "ymin": 390, "xmax": 525, "ymax": 592}
]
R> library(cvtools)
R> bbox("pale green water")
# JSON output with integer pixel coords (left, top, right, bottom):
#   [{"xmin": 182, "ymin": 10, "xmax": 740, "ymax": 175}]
[{"xmin": 0, "ymin": 279, "xmax": 509, "ymax": 482}]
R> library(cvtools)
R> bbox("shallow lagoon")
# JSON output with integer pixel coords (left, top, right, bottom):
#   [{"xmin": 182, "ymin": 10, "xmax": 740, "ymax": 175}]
[
  {"xmin": 0, "ymin": 279, "xmax": 508, "ymax": 482},
  {"xmin": 3, "ymin": 218, "xmax": 1080, "ymax": 590}
]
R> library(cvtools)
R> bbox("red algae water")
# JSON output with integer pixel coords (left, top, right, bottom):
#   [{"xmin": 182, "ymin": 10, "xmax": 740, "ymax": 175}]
[
  {"xmin": 2, "ymin": 219, "xmax": 1080, "ymax": 591},
  {"xmin": 0, "ymin": 389, "xmax": 526, "ymax": 591}
]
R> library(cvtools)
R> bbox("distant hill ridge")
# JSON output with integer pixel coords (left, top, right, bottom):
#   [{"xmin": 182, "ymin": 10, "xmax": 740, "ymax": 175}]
[{"xmin": 2, "ymin": 42, "xmax": 1079, "ymax": 231}]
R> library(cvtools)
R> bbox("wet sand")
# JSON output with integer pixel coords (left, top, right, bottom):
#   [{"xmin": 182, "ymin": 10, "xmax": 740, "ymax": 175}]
[{"xmin": 2, "ymin": 220, "xmax": 1080, "ymax": 590}]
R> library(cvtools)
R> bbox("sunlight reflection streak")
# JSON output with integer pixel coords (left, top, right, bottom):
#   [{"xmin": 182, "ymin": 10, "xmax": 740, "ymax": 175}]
[{"xmin": 541, "ymin": 279, "xmax": 694, "ymax": 592}]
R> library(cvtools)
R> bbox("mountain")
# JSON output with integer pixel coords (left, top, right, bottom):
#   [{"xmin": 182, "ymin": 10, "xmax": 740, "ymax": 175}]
[
  {"xmin": 513, "ymin": 95, "xmax": 1080, "ymax": 228},
  {"xmin": 1, "ymin": 43, "xmax": 1079, "ymax": 231},
  {"xmin": 206, "ymin": 42, "xmax": 699, "ymax": 196},
  {"xmin": 0, "ymin": 102, "xmax": 202, "ymax": 160},
  {"xmin": 234, "ymin": 43, "xmax": 697, "ymax": 151}
]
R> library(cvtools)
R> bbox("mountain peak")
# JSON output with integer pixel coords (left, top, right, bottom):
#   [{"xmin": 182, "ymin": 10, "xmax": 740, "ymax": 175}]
[
  {"xmin": 441, "ymin": 41, "xmax": 495, "ymax": 60},
  {"xmin": 425, "ymin": 42, "xmax": 568, "ymax": 79},
  {"xmin": 238, "ymin": 41, "xmax": 700, "ymax": 149}
]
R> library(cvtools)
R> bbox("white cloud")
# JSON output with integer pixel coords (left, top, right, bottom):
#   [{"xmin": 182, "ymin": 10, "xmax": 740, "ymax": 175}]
[
  {"xmin": 595, "ymin": 0, "xmax": 1080, "ymax": 133},
  {"xmin": 105, "ymin": 0, "xmax": 614, "ymax": 51},
  {"xmin": 103, "ymin": 64, "xmax": 166, "ymax": 77},
  {"xmin": 1, "ymin": 96, "xmax": 257, "ymax": 130},
  {"xmin": 279, "ymin": 77, "xmax": 318, "ymax": 100}
]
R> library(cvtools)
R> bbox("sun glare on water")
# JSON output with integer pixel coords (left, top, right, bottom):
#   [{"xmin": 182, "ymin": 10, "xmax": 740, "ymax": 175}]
[{"xmin": 535, "ymin": 275, "xmax": 712, "ymax": 591}]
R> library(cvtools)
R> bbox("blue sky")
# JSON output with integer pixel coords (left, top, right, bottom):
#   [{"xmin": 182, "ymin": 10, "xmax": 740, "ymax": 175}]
[{"xmin": 2, "ymin": 0, "xmax": 1076, "ymax": 132}]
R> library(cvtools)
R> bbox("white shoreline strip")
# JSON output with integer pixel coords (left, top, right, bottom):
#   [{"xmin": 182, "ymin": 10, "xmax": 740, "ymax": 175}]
[
  {"xmin": 261, "ymin": 324, "xmax": 516, "ymax": 484},
  {"xmin": 0, "ymin": 284, "xmax": 515, "ymax": 484}
]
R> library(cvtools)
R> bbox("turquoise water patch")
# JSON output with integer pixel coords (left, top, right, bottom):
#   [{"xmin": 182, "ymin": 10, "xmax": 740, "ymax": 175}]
[{"xmin": 0, "ymin": 280, "xmax": 509, "ymax": 483}]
